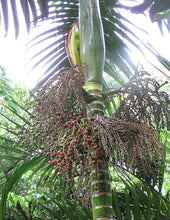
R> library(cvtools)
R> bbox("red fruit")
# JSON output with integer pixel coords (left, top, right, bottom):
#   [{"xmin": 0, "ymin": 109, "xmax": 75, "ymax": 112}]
[
  {"xmin": 55, "ymin": 159, "xmax": 60, "ymax": 164},
  {"xmin": 60, "ymin": 152, "xmax": 64, "ymax": 156},
  {"xmin": 51, "ymin": 161, "xmax": 55, "ymax": 164},
  {"xmin": 80, "ymin": 111, "xmax": 83, "ymax": 115},
  {"xmin": 50, "ymin": 137, "xmax": 54, "ymax": 140},
  {"xmin": 68, "ymin": 179, "xmax": 72, "ymax": 182},
  {"xmin": 46, "ymin": 152, "xmax": 51, "ymax": 156},
  {"xmin": 75, "ymin": 127, "xmax": 78, "ymax": 130},
  {"xmin": 68, "ymin": 137, "xmax": 72, "ymax": 141},
  {"xmin": 51, "ymin": 153, "xmax": 56, "ymax": 157},
  {"xmin": 74, "ymin": 120, "xmax": 77, "ymax": 123},
  {"xmin": 73, "ymin": 139, "xmax": 78, "ymax": 143},
  {"xmin": 84, "ymin": 131, "xmax": 88, "ymax": 134},
  {"xmin": 55, "ymin": 167, "xmax": 59, "ymax": 171},
  {"xmin": 55, "ymin": 142, "xmax": 58, "ymax": 145},
  {"xmin": 70, "ymin": 110, "xmax": 74, "ymax": 114},
  {"xmin": 69, "ymin": 148, "xmax": 73, "ymax": 152},
  {"xmin": 93, "ymin": 145, "xmax": 98, "ymax": 149},
  {"xmin": 83, "ymin": 168, "xmax": 87, "ymax": 171},
  {"xmin": 79, "ymin": 132, "xmax": 83, "ymax": 136},
  {"xmin": 69, "ymin": 125, "xmax": 72, "ymax": 129},
  {"xmin": 64, "ymin": 144, "xmax": 67, "ymax": 149},
  {"xmin": 68, "ymin": 162, "xmax": 72, "ymax": 166},
  {"xmin": 66, "ymin": 153, "xmax": 70, "ymax": 157},
  {"xmin": 73, "ymin": 116, "xmax": 76, "ymax": 120},
  {"xmin": 87, "ymin": 138, "xmax": 92, "ymax": 142},
  {"xmin": 56, "ymin": 112, "xmax": 60, "ymax": 115},
  {"xmin": 64, "ymin": 179, "xmax": 67, "ymax": 183},
  {"xmin": 64, "ymin": 124, "xmax": 68, "ymax": 128},
  {"xmin": 50, "ymin": 128, "xmax": 54, "ymax": 132},
  {"xmin": 94, "ymin": 186, "xmax": 98, "ymax": 190},
  {"xmin": 48, "ymin": 161, "xmax": 51, "ymax": 164},
  {"xmin": 91, "ymin": 143, "xmax": 95, "ymax": 146},
  {"xmin": 62, "ymin": 162, "xmax": 66, "ymax": 166},
  {"xmin": 74, "ymin": 157, "xmax": 78, "ymax": 160}
]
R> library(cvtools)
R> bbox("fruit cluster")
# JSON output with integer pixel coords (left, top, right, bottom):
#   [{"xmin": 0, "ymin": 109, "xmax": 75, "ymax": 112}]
[{"xmin": 45, "ymin": 109, "xmax": 105, "ymax": 185}]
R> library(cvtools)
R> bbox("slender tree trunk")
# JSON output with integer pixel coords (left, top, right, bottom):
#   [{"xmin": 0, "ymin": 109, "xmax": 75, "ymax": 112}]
[
  {"xmin": 84, "ymin": 83, "xmax": 113, "ymax": 220},
  {"xmin": 79, "ymin": 1, "xmax": 113, "ymax": 219}
]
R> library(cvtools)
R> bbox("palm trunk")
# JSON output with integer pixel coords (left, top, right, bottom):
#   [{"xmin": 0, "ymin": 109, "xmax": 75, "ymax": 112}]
[
  {"xmin": 84, "ymin": 82, "xmax": 113, "ymax": 220},
  {"xmin": 91, "ymin": 160, "xmax": 113, "ymax": 220},
  {"xmin": 84, "ymin": 83, "xmax": 104, "ymax": 116},
  {"xmin": 79, "ymin": 1, "xmax": 113, "ymax": 218}
]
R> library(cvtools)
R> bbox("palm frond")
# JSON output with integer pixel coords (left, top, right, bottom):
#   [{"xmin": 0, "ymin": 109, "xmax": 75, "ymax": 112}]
[
  {"xmin": 24, "ymin": 0, "xmax": 170, "ymax": 89},
  {"xmin": 37, "ymin": 194, "xmax": 93, "ymax": 220},
  {"xmin": 111, "ymin": 168, "xmax": 170, "ymax": 219},
  {"xmin": 18, "ymin": 168, "xmax": 170, "ymax": 220},
  {"xmin": 0, "ymin": 154, "xmax": 48, "ymax": 220},
  {"xmin": 115, "ymin": 0, "xmax": 170, "ymax": 34},
  {"xmin": 0, "ymin": 0, "xmax": 50, "ymax": 38},
  {"xmin": 28, "ymin": 0, "xmax": 149, "ymax": 88}
]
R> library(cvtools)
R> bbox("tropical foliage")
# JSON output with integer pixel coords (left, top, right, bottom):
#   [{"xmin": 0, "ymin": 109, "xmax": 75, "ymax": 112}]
[
  {"xmin": 0, "ymin": 65, "xmax": 169, "ymax": 220},
  {"xmin": 0, "ymin": 0, "xmax": 170, "ymax": 219}
]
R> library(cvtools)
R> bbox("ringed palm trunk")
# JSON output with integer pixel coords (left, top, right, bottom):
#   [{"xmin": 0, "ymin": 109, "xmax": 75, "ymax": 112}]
[{"xmin": 79, "ymin": 1, "xmax": 113, "ymax": 219}]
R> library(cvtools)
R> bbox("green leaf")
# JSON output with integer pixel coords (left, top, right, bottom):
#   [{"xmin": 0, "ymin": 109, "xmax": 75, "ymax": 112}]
[
  {"xmin": 1, "ymin": 0, "xmax": 9, "ymax": 36},
  {"xmin": 40, "ymin": 204, "xmax": 64, "ymax": 220},
  {"xmin": 20, "ymin": 0, "xmax": 30, "ymax": 33},
  {"xmin": 0, "ymin": 155, "xmax": 22, "ymax": 160},
  {"xmin": 50, "ymin": 199, "xmax": 77, "ymax": 220},
  {"xmin": 0, "ymin": 136, "xmax": 15, "ymax": 144},
  {"xmin": 155, "ymin": 196, "xmax": 162, "ymax": 220},
  {"xmin": 0, "ymin": 145, "xmax": 23, "ymax": 154},
  {"xmin": 0, "ymin": 111, "xmax": 24, "ymax": 129},
  {"xmin": 66, "ymin": 199, "xmax": 88, "ymax": 220},
  {"xmin": 166, "ymin": 203, "xmax": 170, "ymax": 220},
  {"xmin": 0, "ymin": 155, "xmax": 45, "ymax": 220},
  {"xmin": 145, "ymin": 191, "xmax": 153, "ymax": 220},
  {"xmin": 10, "ymin": 0, "xmax": 19, "ymax": 38},
  {"xmin": 112, "ymin": 190, "xmax": 122, "ymax": 220},
  {"xmin": 124, "ymin": 189, "xmax": 131, "ymax": 220},
  {"xmin": 2, "ymin": 104, "xmax": 31, "ymax": 125}
]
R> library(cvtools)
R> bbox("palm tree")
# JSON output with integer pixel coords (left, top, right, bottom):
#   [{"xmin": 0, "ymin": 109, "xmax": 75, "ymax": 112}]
[{"xmin": 0, "ymin": 0, "xmax": 170, "ymax": 219}]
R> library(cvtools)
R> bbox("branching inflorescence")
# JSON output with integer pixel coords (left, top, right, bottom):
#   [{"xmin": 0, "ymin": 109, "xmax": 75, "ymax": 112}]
[{"xmin": 20, "ymin": 67, "xmax": 168, "ymax": 203}]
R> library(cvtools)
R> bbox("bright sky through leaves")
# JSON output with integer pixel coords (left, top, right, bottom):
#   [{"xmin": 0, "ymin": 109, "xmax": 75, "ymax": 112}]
[{"xmin": 0, "ymin": 8, "xmax": 169, "ymax": 89}]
